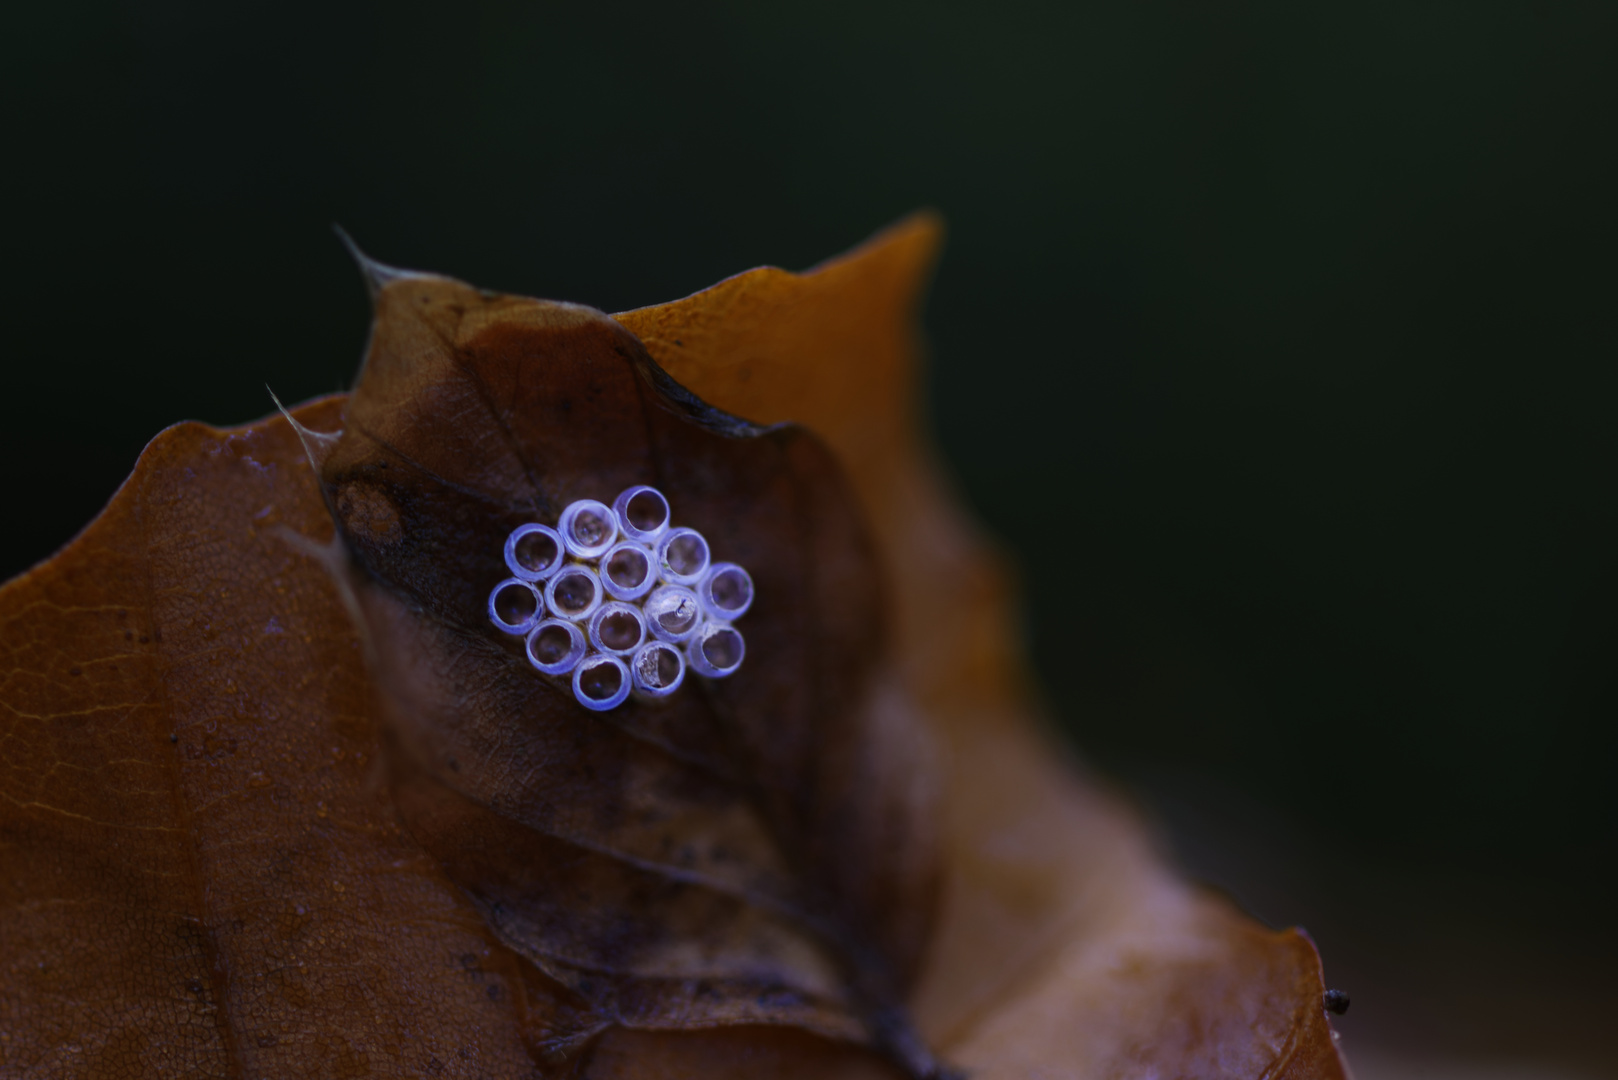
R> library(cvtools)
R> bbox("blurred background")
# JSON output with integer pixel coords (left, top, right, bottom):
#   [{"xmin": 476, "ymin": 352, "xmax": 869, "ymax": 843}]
[{"xmin": 5, "ymin": 3, "xmax": 1614, "ymax": 1076}]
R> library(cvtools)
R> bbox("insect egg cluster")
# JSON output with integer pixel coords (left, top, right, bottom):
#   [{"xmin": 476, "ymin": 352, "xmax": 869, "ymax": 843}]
[{"xmin": 486, "ymin": 485, "xmax": 753, "ymax": 711}]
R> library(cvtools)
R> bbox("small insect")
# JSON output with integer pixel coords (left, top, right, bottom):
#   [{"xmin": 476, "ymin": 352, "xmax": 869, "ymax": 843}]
[
  {"xmin": 1323, "ymin": 988, "xmax": 1350, "ymax": 1015},
  {"xmin": 487, "ymin": 485, "xmax": 753, "ymax": 711}
]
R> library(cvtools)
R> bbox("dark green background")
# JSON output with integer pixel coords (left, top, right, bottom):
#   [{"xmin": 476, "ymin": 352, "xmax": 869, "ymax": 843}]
[{"xmin": 6, "ymin": 2, "xmax": 1614, "ymax": 1070}]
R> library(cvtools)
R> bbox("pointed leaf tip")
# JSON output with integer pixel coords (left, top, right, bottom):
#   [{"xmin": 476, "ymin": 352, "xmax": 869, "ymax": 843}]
[
  {"xmin": 331, "ymin": 223, "xmax": 425, "ymax": 299},
  {"xmin": 268, "ymin": 385, "xmax": 341, "ymax": 469}
]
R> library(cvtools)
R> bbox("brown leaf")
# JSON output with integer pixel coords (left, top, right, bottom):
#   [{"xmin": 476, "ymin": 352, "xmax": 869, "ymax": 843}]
[
  {"xmin": 315, "ymin": 265, "xmax": 943, "ymax": 1074},
  {"xmin": 0, "ymin": 215, "xmax": 1351, "ymax": 1079},
  {"xmin": 0, "ymin": 397, "xmax": 540, "ymax": 1077},
  {"xmin": 621, "ymin": 213, "xmax": 1353, "ymax": 1079}
]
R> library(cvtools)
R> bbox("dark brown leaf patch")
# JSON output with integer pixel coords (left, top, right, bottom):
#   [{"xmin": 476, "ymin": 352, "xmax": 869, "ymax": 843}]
[{"xmin": 317, "ymin": 273, "xmax": 944, "ymax": 1075}]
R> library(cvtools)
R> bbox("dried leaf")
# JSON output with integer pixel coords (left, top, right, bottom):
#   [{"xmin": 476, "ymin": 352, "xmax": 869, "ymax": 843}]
[
  {"xmin": 0, "ymin": 397, "xmax": 540, "ymax": 1077},
  {"xmin": 0, "ymin": 216, "xmax": 1351, "ymax": 1079},
  {"xmin": 618, "ymin": 214, "xmax": 1352, "ymax": 1079},
  {"xmin": 315, "ymin": 265, "xmax": 943, "ymax": 1074}
]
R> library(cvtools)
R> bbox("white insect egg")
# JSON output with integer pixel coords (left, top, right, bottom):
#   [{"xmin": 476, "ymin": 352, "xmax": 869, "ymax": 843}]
[
  {"xmin": 504, "ymin": 522, "xmax": 565, "ymax": 581},
  {"xmin": 526, "ymin": 618, "xmax": 586, "ymax": 676},
  {"xmin": 612, "ymin": 485, "xmax": 671, "ymax": 546},
  {"xmin": 544, "ymin": 565, "xmax": 603, "ymax": 622},
  {"xmin": 654, "ymin": 527, "xmax": 710, "ymax": 587},
  {"xmin": 698, "ymin": 562, "xmax": 754, "ymax": 621},
  {"xmin": 557, "ymin": 499, "xmax": 618, "ymax": 560},
  {"xmin": 686, "ymin": 621, "xmax": 745, "ymax": 678},
  {"xmin": 488, "ymin": 578, "xmax": 542, "ymax": 635},
  {"xmin": 630, "ymin": 640, "xmax": 686, "ymax": 698},
  {"xmin": 643, "ymin": 584, "xmax": 702, "ymax": 644},
  {"xmin": 573, "ymin": 653, "xmax": 631, "ymax": 711},
  {"xmin": 588, "ymin": 602, "xmax": 648, "ymax": 657},
  {"xmin": 600, "ymin": 540, "xmax": 656, "ymax": 602}
]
